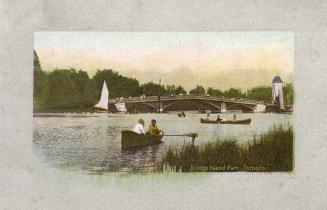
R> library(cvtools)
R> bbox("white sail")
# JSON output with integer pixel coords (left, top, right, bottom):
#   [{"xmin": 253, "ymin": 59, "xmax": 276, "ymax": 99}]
[{"xmin": 94, "ymin": 81, "xmax": 109, "ymax": 110}]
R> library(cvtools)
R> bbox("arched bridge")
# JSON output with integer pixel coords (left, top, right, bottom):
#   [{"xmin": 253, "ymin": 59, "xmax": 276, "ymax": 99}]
[{"xmin": 110, "ymin": 95, "xmax": 262, "ymax": 113}]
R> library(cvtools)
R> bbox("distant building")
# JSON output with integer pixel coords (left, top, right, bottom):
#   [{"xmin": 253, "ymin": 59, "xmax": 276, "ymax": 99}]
[{"xmin": 272, "ymin": 76, "xmax": 284, "ymax": 109}]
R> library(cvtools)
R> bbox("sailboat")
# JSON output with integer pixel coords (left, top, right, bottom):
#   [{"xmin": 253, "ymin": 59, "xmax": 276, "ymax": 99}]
[{"xmin": 94, "ymin": 81, "xmax": 109, "ymax": 111}]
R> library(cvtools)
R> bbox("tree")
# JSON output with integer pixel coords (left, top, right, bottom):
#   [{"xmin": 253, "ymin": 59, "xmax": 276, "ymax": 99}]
[
  {"xmin": 175, "ymin": 85, "xmax": 187, "ymax": 95},
  {"xmin": 247, "ymin": 86, "xmax": 272, "ymax": 102},
  {"xmin": 166, "ymin": 84, "xmax": 187, "ymax": 95},
  {"xmin": 224, "ymin": 88, "xmax": 245, "ymax": 98},
  {"xmin": 141, "ymin": 82, "xmax": 166, "ymax": 96},
  {"xmin": 33, "ymin": 50, "xmax": 49, "ymax": 108},
  {"xmin": 207, "ymin": 87, "xmax": 223, "ymax": 97},
  {"xmin": 166, "ymin": 84, "xmax": 176, "ymax": 95},
  {"xmin": 92, "ymin": 69, "xmax": 142, "ymax": 99},
  {"xmin": 46, "ymin": 69, "xmax": 91, "ymax": 107},
  {"xmin": 189, "ymin": 85, "xmax": 206, "ymax": 96},
  {"xmin": 283, "ymin": 83, "xmax": 294, "ymax": 104}
]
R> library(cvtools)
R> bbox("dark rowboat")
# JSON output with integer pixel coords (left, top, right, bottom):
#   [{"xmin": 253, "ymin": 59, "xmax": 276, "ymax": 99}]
[
  {"xmin": 121, "ymin": 130, "xmax": 164, "ymax": 149},
  {"xmin": 219, "ymin": 118, "xmax": 251, "ymax": 124},
  {"xmin": 200, "ymin": 118, "xmax": 251, "ymax": 124},
  {"xmin": 200, "ymin": 118, "xmax": 221, "ymax": 124}
]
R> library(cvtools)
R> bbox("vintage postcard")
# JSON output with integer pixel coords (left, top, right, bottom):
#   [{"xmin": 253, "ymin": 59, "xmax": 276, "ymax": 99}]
[{"xmin": 33, "ymin": 32, "xmax": 293, "ymax": 174}]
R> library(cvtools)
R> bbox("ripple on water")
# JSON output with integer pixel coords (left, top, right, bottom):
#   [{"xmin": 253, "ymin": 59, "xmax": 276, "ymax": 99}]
[{"xmin": 33, "ymin": 113, "xmax": 292, "ymax": 173}]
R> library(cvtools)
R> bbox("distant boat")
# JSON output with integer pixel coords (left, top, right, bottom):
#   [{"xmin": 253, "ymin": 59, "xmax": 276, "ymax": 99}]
[
  {"xmin": 254, "ymin": 104, "xmax": 266, "ymax": 113},
  {"xmin": 200, "ymin": 118, "xmax": 251, "ymax": 124},
  {"xmin": 94, "ymin": 81, "xmax": 109, "ymax": 110},
  {"xmin": 114, "ymin": 102, "xmax": 127, "ymax": 112}
]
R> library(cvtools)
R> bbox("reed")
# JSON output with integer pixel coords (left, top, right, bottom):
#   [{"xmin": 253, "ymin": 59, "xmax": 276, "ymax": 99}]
[{"xmin": 162, "ymin": 124, "xmax": 293, "ymax": 172}]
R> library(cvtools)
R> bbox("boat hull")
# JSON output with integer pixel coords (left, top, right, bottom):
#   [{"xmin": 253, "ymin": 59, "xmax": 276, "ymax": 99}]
[
  {"xmin": 200, "ymin": 118, "xmax": 251, "ymax": 124},
  {"xmin": 200, "ymin": 118, "xmax": 221, "ymax": 124},
  {"xmin": 121, "ymin": 130, "xmax": 163, "ymax": 148}
]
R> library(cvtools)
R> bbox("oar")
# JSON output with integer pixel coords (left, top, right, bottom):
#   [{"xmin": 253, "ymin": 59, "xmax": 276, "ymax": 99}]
[
  {"xmin": 163, "ymin": 133, "xmax": 198, "ymax": 144},
  {"xmin": 164, "ymin": 133, "xmax": 198, "ymax": 138}
]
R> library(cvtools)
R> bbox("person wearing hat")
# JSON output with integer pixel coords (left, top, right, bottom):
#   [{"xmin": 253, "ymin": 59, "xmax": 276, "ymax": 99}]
[
  {"xmin": 133, "ymin": 118, "xmax": 145, "ymax": 134},
  {"xmin": 148, "ymin": 119, "xmax": 162, "ymax": 136}
]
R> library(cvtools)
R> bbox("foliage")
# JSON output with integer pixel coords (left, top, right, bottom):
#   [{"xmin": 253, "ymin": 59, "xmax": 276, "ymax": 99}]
[
  {"xmin": 166, "ymin": 84, "xmax": 187, "ymax": 95},
  {"xmin": 33, "ymin": 50, "xmax": 49, "ymax": 108},
  {"xmin": 224, "ymin": 88, "xmax": 245, "ymax": 98},
  {"xmin": 283, "ymin": 83, "xmax": 294, "ymax": 104},
  {"xmin": 141, "ymin": 82, "xmax": 166, "ymax": 96},
  {"xmin": 33, "ymin": 50, "xmax": 294, "ymax": 112},
  {"xmin": 163, "ymin": 125, "xmax": 293, "ymax": 172},
  {"xmin": 46, "ymin": 69, "xmax": 94, "ymax": 108},
  {"xmin": 189, "ymin": 85, "xmax": 206, "ymax": 96},
  {"xmin": 247, "ymin": 86, "xmax": 272, "ymax": 102},
  {"xmin": 246, "ymin": 84, "xmax": 293, "ymax": 104},
  {"xmin": 92, "ymin": 69, "xmax": 142, "ymax": 99},
  {"xmin": 207, "ymin": 87, "xmax": 223, "ymax": 97}
]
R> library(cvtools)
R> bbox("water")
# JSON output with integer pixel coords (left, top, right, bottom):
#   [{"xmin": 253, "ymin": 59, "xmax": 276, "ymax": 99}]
[{"xmin": 33, "ymin": 112, "xmax": 292, "ymax": 174}]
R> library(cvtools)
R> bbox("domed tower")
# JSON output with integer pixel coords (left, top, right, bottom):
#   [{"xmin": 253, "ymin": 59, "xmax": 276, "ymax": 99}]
[{"xmin": 272, "ymin": 76, "xmax": 284, "ymax": 109}]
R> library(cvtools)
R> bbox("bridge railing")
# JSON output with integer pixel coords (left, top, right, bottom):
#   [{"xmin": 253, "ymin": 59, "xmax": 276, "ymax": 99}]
[{"xmin": 110, "ymin": 95, "xmax": 261, "ymax": 105}]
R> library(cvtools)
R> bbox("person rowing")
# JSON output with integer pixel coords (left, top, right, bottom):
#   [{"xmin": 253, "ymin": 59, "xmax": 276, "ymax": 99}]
[
  {"xmin": 181, "ymin": 111, "xmax": 186, "ymax": 117},
  {"xmin": 147, "ymin": 119, "xmax": 163, "ymax": 136},
  {"xmin": 133, "ymin": 118, "xmax": 145, "ymax": 135}
]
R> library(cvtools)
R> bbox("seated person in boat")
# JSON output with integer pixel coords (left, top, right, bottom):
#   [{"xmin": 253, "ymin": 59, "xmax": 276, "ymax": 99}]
[
  {"xmin": 181, "ymin": 111, "xmax": 186, "ymax": 117},
  {"xmin": 217, "ymin": 114, "xmax": 222, "ymax": 121},
  {"xmin": 147, "ymin": 119, "xmax": 162, "ymax": 136},
  {"xmin": 133, "ymin": 118, "xmax": 145, "ymax": 134},
  {"xmin": 206, "ymin": 113, "xmax": 210, "ymax": 119}
]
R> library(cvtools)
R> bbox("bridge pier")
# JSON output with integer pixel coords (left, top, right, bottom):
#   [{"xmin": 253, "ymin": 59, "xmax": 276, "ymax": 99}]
[{"xmin": 221, "ymin": 102, "xmax": 226, "ymax": 112}]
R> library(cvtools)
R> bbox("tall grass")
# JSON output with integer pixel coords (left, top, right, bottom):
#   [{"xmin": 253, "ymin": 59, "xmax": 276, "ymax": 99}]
[{"xmin": 163, "ymin": 125, "xmax": 293, "ymax": 172}]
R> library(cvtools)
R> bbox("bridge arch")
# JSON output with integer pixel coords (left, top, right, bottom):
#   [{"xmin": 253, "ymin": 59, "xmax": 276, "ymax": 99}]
[
  {"xmin": 162, "ymin": 99, "xmax": 221, "ymax": 111},
  {"xmin": 226, "ymin": 103, "xmax": 255, "ymax": 111},
  {"xmin": 202, "ymin": 101, "xmax": 222, "ymax": 110},
  {"xmin": 127, "ymin": 102, "xmax": 158, "ymax": 112}
]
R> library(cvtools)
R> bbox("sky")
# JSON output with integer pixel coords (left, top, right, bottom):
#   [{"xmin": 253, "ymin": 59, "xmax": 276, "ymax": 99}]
[{"xmin": 34, "ymin": 32, "xmax": 294, "ymax": 90}]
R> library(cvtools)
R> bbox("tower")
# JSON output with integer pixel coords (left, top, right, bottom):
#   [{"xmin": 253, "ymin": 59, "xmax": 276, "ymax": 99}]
[{"xmin": 272, "ymin": 76, "xmax": 284, "ymax": 109}]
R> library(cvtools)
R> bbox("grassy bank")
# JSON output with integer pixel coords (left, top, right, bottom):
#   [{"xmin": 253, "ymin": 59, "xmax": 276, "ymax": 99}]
[{"xmin": 162, "ymin": 125, "xmax": 293, "ymax": 172}]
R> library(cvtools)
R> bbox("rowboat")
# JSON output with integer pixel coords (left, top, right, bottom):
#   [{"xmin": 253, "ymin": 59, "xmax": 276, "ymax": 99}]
[
  {"xmin": 219, "ymin": 118, "xmax": 251, "ymax": 124},
  {"xmin": 200, "ymin": 118, "xmax": 221, "ymax": 124},
  {"xmin": 200, "ymin": 118, "xmax": 251, "ymax": 124},
  {"xmin": 121, "ymin": 130, "xmax": 164, "ymax": 149}
]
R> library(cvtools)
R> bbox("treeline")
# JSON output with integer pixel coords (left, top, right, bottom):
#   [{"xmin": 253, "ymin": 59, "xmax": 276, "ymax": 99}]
[
  {"xmin": 190, "ymin": 84, "xmax": 293, "ymax": 104},
  {"xmin": 34, "ymin": 51, "xmax": 189, "ymax": 111},
  {"xmin": 34, "ymin": 50, "xmax": 293, "ymax": 112}
]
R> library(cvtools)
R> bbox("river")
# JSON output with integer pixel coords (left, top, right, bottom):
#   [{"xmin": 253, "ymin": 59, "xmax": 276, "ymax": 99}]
[{"xmin": 33, "ymin": 112, "xmax": 292, "ymax": 174}]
